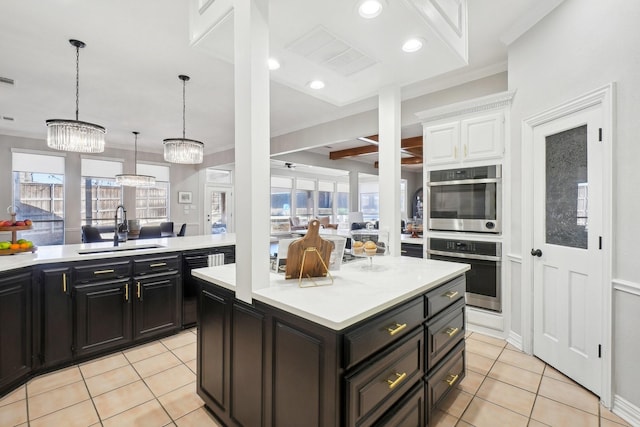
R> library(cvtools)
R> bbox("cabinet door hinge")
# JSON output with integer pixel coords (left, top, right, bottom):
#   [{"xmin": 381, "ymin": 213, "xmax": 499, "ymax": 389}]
[
  {"xmin": 598, "ymin": 128, "xmax": 603, "ymax": 142},
  {"xmin": 598, "ymin": 344, "xmax": 602, "ymax": 358}
]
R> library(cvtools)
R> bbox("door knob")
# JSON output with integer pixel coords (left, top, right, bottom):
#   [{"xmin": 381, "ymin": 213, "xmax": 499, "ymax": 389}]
[{"xmin": 531, "ymin": 248, "xmax": 542, "ymax": 257}]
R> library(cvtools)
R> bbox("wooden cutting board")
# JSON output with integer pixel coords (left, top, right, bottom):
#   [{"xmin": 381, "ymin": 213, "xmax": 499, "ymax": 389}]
[{"xmin": 285, "ymin": 220, "xmax": 335, "ymax": 280}]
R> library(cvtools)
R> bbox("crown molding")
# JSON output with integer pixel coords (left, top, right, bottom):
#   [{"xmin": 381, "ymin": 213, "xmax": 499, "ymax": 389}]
[{"xmin": 415, "ymin": 90, "xmax": 516, "ymax": 123}]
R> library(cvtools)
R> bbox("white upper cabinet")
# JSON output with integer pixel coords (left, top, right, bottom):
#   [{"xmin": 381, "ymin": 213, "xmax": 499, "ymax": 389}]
[
  {"xmin": 423, "ymin": 121, "xmax": 460, "ymax": 165},
  {"xmin": 424, "ymin": 111, "xmax": 504, "ymax": 166},
  {"xmin": 417, "ymin": 91, "xmax": 514, "ymax": 167}
]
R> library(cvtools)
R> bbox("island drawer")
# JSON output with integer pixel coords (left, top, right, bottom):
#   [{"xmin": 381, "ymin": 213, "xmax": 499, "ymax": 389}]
[
  {"xmin": 425, "ymin": 275, "xmax": 465, "ymax": 319},
  {"xmin": 426, "ymin": 298, "xmax": 465, "ymax": 369},
  {"xmin": 343, "ymin": 296, "xmax": 424, "ymax": 369},
  {"xmin": 426, "ymin": 340, "xmax": 465, "ymax": 417},
  {"xmin": 371, "ymin": 382, "xmax": 424, "ymax": 427},
  {"xmin": 73, "ymin": 259, "xmax": 132, "ymax": 283},
  {"xmin": 345, "ymin": 328, "xmax": 424, "ymax": 427},
  {"xmin": 133, "ymin": 253, "xmax": 180, "ymax": 275}
]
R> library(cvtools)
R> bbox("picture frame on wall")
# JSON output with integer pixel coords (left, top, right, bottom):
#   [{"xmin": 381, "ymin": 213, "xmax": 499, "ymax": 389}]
[{"xmin": 178, "ymin": 191, "xmax": 192, "ymax": 204}]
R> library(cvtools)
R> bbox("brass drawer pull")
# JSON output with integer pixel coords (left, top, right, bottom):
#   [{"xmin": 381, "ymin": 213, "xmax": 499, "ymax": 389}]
[
  {"xmin": 443, "ymin": 290, "xmax": 459, "ymax": 299},
  {"xmin": 445, "ymin": 327, "xmax": 460, "ymax": 337},
  {"xmin": 387, "ymin": 323, "xmax": 407, "ymax": 336},
  {"xmin": 386, "ymin": 372, "xmax": 407, "ymax": 389},
  {"xmin": 94, "ymin": 269, "xmax": 115, "ymax": 275},
  {"xmin": 62, "ymin": 273, "xmax": 67, "ymax": 293},
  {"xmin": 125, "ymin": 284, "xmax": 129, "ymax": 301},
  {"xmin": 150, "ymin": 262, "xmax": 167, "ymax": 268},
  {"xmin": 137, "ymin": 282, "xmax": 141, "ymax": 299},
  {"xmin": 445, "ymin": 373, "xmax": 459, "ymax": 387}
]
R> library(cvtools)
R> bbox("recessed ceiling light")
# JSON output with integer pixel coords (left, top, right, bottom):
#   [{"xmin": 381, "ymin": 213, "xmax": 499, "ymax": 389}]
[
  {"xmin": 308, "ymin": 80, "xmax": 325, "ymax": 90},
  {"xmin": 402, "ymin": 38, "xmax": 424, "ymax": 53},
  {"xmin": 268, "ymin": 58, "xmax": 280, "ymax": 70},
  {"xmin": 358, "ymin": 0, "xmax": 383, "ymax": 19}
]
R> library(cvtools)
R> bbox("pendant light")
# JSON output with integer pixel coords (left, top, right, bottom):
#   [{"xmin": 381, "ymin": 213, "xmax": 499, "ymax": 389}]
[
  {"xmin": 163, "ymin": 75, "xmax": 204, "ymax": 164},
  {"xmin": 115, "ymin": 132, "xmax": 156, "ymax": 187},
  {"xmin": 46, "ymin": 39, "xmax": 106, "ymax": 153}
]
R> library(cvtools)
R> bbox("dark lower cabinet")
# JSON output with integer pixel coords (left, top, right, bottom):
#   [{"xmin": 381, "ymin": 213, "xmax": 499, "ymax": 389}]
[
  {"xmin": 401, "ymin": 243, "xmax": 424, "ymax": 258},
  {"xmin": 183, "ymin": 246, "xmax": 236, "ymax": 327},
  {"xmin": 74, "ymin": 278, "xmax": 133, "ymax": 358},
  {"xmin": 197, "ymin": 274, "xmax": 466, "ymax": 427},
  {"xmin": 0, "ymin": 268, "xmax": 32, "ymax": 392},
  {"xmin": 38, "ymin": 266, "xmax": 73, "ymax": 368},
  {"xmin": 133, "ymin": 272, "xmax": 181, "ymax": 340}
]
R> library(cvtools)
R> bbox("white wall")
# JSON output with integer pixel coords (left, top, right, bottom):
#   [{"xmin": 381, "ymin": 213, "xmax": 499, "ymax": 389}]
[{"xmin": 507, "ymin": 0, "xmax": 640, "ymax": 415}]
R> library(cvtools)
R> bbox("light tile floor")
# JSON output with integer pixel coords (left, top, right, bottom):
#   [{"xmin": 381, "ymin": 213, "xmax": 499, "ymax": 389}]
[
  {"xmin": 0, "ymin": 329, "xmax": 633, "ymax": 427},
  {"xmin": 432, "ymin": 332, "xmax": 632, "ymax": 427}
]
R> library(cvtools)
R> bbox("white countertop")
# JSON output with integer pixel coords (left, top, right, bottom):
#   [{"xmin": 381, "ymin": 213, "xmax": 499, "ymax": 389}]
[
  {"xmin": 0, "ymin": 233, "xmax": 237, "ymax": 272},
  {"xmin": 192, "ymin": 256, "xmax": 469, "ymax": 330}
]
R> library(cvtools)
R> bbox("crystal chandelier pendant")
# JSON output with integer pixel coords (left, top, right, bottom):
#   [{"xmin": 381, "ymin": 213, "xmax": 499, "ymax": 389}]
[
  {"xmin": 46, "ymin": 39, "xmax": 106, "ymax": 153},
  {"xmin": 163, "ymin": 75, "xmax": 204, "ymax": 164},
  {"xmin": 116, "ymin": 132, "xmax": 156, "ymax": 187}
]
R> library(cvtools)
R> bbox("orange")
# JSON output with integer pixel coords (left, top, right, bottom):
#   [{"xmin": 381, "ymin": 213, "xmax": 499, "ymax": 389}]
[
  {"xmin": 19, "ymin": 242, "xmax": 29, "ymax": 249},
  {"xmin": 10, "ymin": 243, "xmax": 20, "ymax": 250}
]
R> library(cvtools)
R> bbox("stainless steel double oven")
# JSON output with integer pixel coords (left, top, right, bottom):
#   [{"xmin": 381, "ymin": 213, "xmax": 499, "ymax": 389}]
[{"xmin": 427, "ymin": 165, "xmax": 502, "ymax": 312}]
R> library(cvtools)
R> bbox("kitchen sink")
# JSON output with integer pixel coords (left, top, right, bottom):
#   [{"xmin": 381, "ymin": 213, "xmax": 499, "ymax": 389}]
[{"xmin": 77, "ymin": 244, "xmax": 165, "ymax": 254}]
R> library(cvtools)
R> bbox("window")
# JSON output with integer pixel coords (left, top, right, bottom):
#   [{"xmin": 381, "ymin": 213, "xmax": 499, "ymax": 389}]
[
  {"xmin": 359, "ymin": 174, "xmax": 379, "ymax": 222},
  {"xmin": 271, "ymin": 176, "xmax": 292, "ymax": 218},
  {"xmin": 81, "ymin": 158, "xmax": 123, "ymax": 226},
  {"xmin": 318, "ymin": 181, "xmax": 334, "ymax": 221},
  {"xmin": 295, "ymin": 178, "xmax": 315, "ymax": 223},
  {"xmin": 136, "ymin": 163, "xmax": 170, "ymax": 224},
  {"xmin": 206, "ymin": 168, "xmax": 232, "ymax": 184},
  {"xmin": 12, "ymin": 152, "xmax": 65, "ymax": 246}
]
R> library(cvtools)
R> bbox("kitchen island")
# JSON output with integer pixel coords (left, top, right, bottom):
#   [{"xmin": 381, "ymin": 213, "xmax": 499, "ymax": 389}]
[{"xmin": 193, "ymin": 256, "xmax": 469, "ymax": 427}]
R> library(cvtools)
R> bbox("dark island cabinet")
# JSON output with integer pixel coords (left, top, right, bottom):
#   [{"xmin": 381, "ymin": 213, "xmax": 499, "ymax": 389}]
[
  {"xmin": 197, "ymin": 284, "xmax": 266, "ymax": 427},
  {"xmin": 37, "ymin": 266, "xmax": 73, "ymax": 368},
  {"xmin": 197, "ymin": 274, "xmax": 466, "ymax": 427},
  {"xmin": 0, "ymin": 268, "xmax": 32, "ymax": 392}
]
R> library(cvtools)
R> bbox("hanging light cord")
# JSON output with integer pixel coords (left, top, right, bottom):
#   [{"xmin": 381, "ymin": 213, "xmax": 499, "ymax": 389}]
[
  {"xmin": 133, "ymin": 132, "xmax": 138, "ymax": 174},
  {"xmin": 75, "ymin": 43, "xmax": 80, "ymax": 121},
  {"xmin": 182, "ymin": 78, "xmax": 186, "ymax": 140}
]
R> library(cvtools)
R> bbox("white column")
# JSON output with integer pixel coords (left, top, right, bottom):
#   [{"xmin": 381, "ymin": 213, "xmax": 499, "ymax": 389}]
[
  {"xmin": 378, "ymin": 85, "xmax": 401, "ymax": 256},
  {"xmin": 349, "ymin": 170, "xmax": 359, "ymax": 217},
  {"xmin": 234, "ymin": 0, "xmax": 271, "ymax": 303}
]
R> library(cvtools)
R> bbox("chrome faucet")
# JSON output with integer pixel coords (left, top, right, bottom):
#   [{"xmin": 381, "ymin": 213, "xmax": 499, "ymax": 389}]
[{"xmin": 114, "ymin": 205, "xmax": 128, "ymax": 247}]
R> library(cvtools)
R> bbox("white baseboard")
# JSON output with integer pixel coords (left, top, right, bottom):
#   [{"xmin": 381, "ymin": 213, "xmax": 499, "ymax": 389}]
[
  {"xmin": 612, "ymin": 394, "xmax": 640, "ymax": 427},
  {"xmin": 466, "ymin": 307, "xmax": 505, "ymax": 338},
  {"xmin": 507, "ymin": 331, "xmax": 523, "ymax": 352}
]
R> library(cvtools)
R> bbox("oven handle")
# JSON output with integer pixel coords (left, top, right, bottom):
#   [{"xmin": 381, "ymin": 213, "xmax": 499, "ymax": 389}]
[
  {"xmin": 427, "ymin": 177, "xmax": 500, "ymax": 186},
  {"xmin": 428, "ymin": 249, "xmax": 501, "ymax": 262}
]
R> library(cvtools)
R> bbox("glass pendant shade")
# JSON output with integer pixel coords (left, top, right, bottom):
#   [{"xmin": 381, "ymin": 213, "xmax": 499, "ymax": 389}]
[
  {"xmin": 116, "ymin": 132, "xmax": 156, "ymax": 187},
  {"xmin": 46, "ymin": 119, "xmax": 105, "ymax": 152},
  {"xmin": 163, "ymin": 75, "xmax": 204, "ymax": 164},
  {"xmin": 46, "ymin": 39, "xmax": 106, "ymax": 153},
  {"xmin": 163, "ymin": 138, "xmax": 204, "ymax": 164}
]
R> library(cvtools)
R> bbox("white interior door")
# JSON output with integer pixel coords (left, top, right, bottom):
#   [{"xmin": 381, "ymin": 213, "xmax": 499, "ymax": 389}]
[
  {"xmin": 204, "ymin": 185, "xmax": 233, "ymax": 235},
  {"xmin": 532, "ymin": 106, "xmax": 603, "ymax": 395}
]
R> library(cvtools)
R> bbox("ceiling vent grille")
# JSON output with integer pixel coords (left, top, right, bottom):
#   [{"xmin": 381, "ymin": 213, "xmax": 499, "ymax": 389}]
[
  {"xmin": 286, "ymin": 26, "xmax": 377, "ymax": 77},
  {"xmin": 0, "ymin": 77, "xmax": 15, "ymax": 86}
]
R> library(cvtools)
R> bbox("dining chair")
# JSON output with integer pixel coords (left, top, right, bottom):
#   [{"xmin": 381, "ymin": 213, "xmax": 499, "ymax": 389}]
[
  {"xmin": 81, "ymin": 225, "xmax": 107, "ymax": 243},
  {"xmin": 138, "ymin": 225, "xmax": 162, "ymax": 239},
  {"xmin": 177, "ymin": 223, "xmax": 187, "ymax": 237}
]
